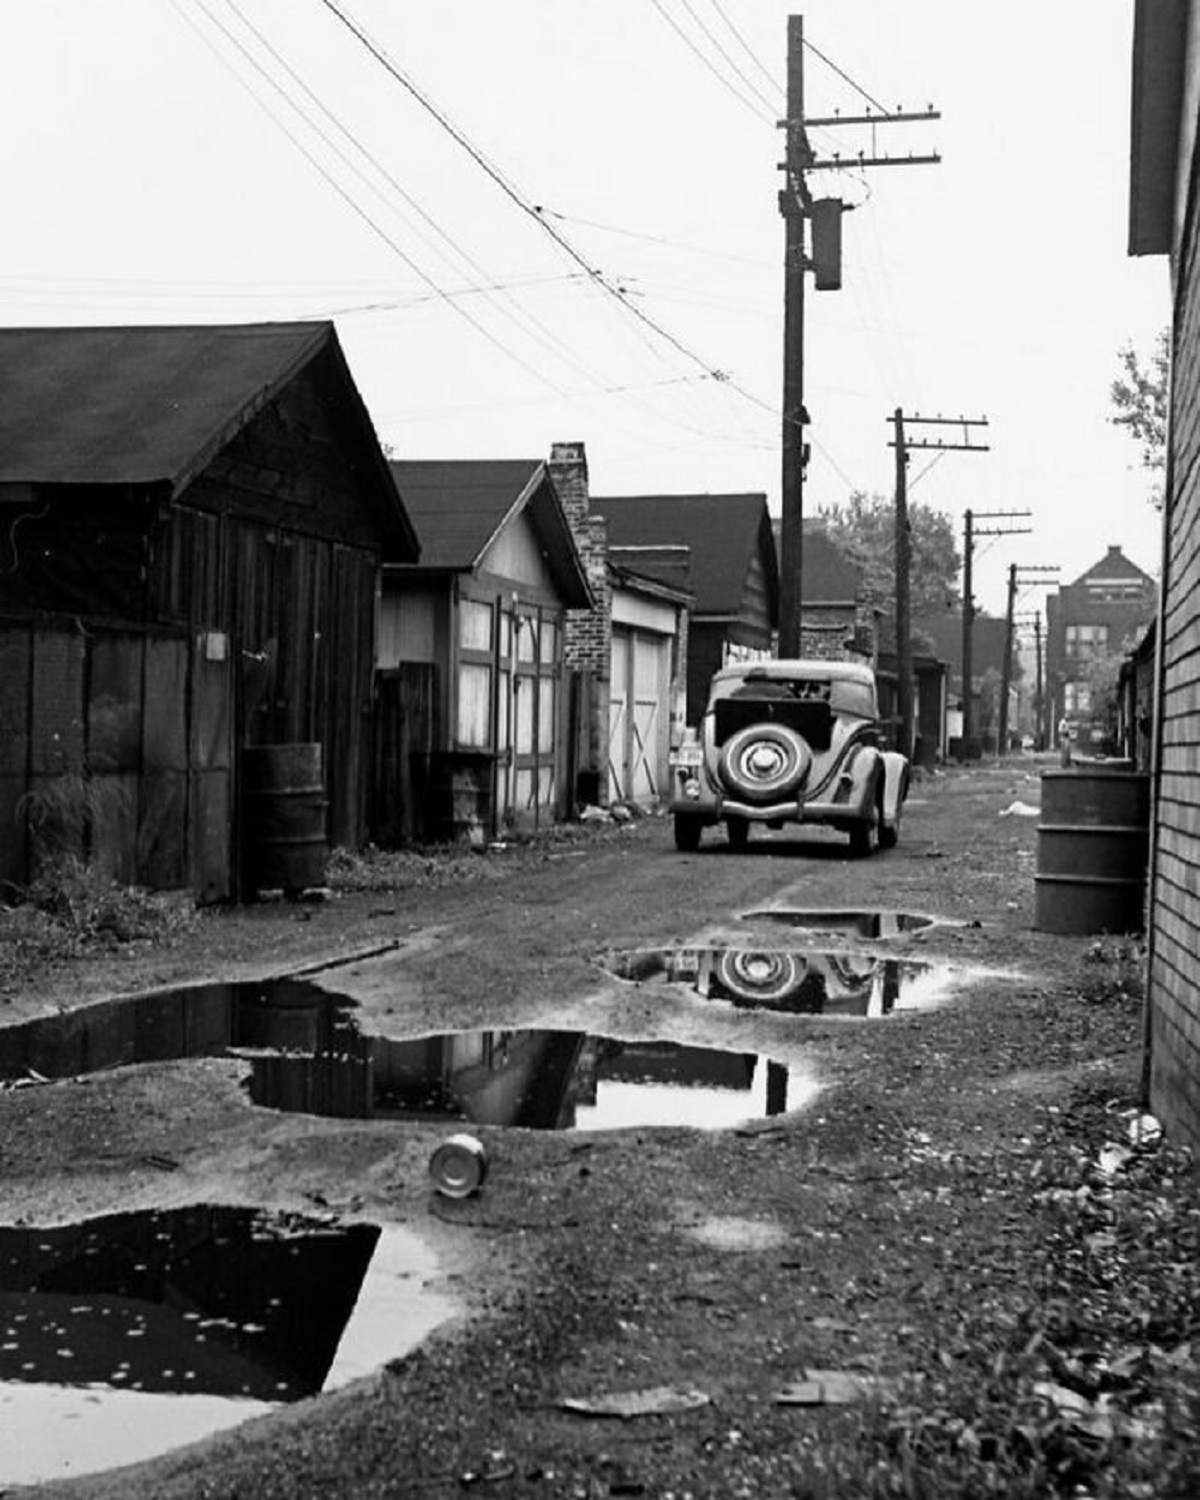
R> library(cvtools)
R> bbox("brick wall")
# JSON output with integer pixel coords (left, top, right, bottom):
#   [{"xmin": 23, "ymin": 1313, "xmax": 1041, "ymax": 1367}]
[
  {"xmin": 1148, "ymin": 126, "xmax": 1200, "ymax": 1148},
  {"xmin": 549, "ymin": 442, "xmax": 612, "ymax": 674},
  {"xmin": 548, "ymin": 442, "xmax": 611, "ymax": 803}
]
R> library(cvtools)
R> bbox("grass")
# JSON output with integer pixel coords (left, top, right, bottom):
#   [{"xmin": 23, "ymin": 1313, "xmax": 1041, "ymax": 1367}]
[{"xmin": 0, "ymin": 855, "xmax": 198, "ymax": 996}]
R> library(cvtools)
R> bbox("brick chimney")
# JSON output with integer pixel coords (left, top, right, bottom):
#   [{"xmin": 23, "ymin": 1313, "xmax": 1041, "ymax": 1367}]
[{"xmin": 548, "ymin": 442, "xmax": 611, "ymax": 805}]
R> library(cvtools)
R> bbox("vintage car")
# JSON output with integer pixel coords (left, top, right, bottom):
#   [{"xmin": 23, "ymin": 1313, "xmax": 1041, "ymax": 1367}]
[{"xmin": 668, "ymin": 658, "xmax": 909, "ymax": 854}]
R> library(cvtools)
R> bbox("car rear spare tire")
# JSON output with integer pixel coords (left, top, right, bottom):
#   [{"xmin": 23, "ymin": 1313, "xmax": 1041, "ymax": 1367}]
[{"xmin": 718, "ymin": 724, "xmax": 810, "ymax": 803}]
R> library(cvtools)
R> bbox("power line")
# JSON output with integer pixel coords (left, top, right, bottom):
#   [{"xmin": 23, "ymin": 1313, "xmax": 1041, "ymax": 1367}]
[
  {"xmin": 672, "ymin": 0, "xmax": 782, "ymax": 116},
  {"xmin": 173, "ymin": 0, "xmax": 564, "ymax": 394},
  {"xmin": 206, "ymin": 0, "xmax": 618, "ymax": 396},
  {"xmin": 706, "ymin": 0, "xmax": 785, "ymax": 98},
  {"xmin": 314, "ymin": 0, "xmax": 773, "ymax": 415},
  {"xmin": 647, "ymin": 0, "xmax": 776, "ymax": 123}
]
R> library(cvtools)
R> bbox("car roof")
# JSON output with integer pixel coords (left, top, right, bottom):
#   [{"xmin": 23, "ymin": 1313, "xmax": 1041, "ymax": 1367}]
[{"xmin": 711, "ymin": 658, "xmax": 877, "ymax": 686}]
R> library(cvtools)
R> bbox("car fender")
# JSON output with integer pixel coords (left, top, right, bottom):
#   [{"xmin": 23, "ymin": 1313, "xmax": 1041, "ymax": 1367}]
[
  {"xmin": 879, "ymin": 751, "xmax": 909, "ymax": 825},
  {"xmin": 840, "ymin": 741, "xmax": 883, "ymax": 815}
]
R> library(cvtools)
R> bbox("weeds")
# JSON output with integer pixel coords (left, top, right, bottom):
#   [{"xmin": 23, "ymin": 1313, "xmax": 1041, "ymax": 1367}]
[{"xmin": 0, "ymin": 856, "xmax": 197, "ymax": 993}]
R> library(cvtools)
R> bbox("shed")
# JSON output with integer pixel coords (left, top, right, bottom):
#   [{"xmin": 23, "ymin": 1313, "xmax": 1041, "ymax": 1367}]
[
  {"xmin": 0, "ymin": 321, "xmax": 417, "ymax": 901},
  {"xmin": 590, "ymin": 493, "xmax": 778, "ymax": 723},
  {"xmin": 379, "ymin": 459, "xmax": 591, "ymax": 841}
]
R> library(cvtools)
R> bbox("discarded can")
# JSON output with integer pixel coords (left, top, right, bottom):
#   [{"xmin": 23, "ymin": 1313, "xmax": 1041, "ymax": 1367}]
[{"xmin": 429, "ymin": 1133, "xmax": 488, "ymax": 1198}]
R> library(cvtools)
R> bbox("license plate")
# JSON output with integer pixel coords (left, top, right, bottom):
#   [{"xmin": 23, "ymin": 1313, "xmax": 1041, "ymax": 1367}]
[{"xmin": 670, "ymin": 746, "xmax": 703, "ymax": 768}]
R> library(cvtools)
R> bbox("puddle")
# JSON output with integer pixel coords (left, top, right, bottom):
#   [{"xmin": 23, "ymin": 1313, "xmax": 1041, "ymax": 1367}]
[
  {"xmin": 0, "ymin": 981, "xmax": 811, "ymax": 1131},
  {"xmin": 740, "ymin": 909, "xmax": 937, "ymax": 938},
  {"xmin": 602, "ymin": 946, "xmax": 955, "ymax": 1017},
  {"xmin": 0, "ymin": 1206, "xmax": 452, "ymax": 1487}
]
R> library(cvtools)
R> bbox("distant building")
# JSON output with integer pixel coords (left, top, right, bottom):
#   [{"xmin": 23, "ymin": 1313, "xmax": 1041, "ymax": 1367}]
[
  {"xmin": 1045, "ymin": 545, "xmax": 1157, "ymax": 751},
  {"xmin": 590, "ymin": 492, "xmax": 778, "ymax": 723}
]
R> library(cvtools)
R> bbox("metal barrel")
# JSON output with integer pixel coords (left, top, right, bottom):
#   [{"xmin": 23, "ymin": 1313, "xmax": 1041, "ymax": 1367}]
[
  {"xmin": 241, "ymin": 743, "xmax": 328, "ymax": 895},
  {"xmin": 1034, "ymin": 768, "xmax": 1150, "ymax": 935}
]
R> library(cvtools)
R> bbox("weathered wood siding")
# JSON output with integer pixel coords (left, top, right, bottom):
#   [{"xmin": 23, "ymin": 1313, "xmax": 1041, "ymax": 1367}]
[
  {"xmin": 0, "ymin": 618, "xmax": 233, "ymax": 900},
  {"xmin": 156, "ymin": 364, "xmax": 384, "ymax": 855},
  {"xmin": 1149, "ymin": 84, "xmax": 1200, "ymax": 1146}
]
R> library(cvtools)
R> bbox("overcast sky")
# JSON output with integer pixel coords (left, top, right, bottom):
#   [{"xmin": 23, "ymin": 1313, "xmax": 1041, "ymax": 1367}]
[{"xmin": 2, "ymin": 1, "xmax": 1168, "ymax": 618}]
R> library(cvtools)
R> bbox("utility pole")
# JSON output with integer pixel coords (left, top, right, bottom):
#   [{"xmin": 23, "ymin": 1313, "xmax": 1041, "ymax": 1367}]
[
  {"xmin": 1013, "ymin": 611, "xmax": 1046, "ymax": 748},
  {"xmin": 960, "ymin": 508, "xmax": 1031, "ymax": 754},
  {"xmin": 888, "ymin": 413, "xmax": 988, "ymax": 755},
  {"xmin": 1000, "ymin": 568, "xmax": 1059, "ymax": 753},
  {"xmin": 777, "ymin": 17, "xmax": 939, "ymax": 656}
]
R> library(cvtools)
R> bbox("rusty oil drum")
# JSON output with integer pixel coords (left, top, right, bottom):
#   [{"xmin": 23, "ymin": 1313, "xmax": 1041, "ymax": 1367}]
[
  {"xmin": 241, "ymin": 743, "xmax": 329, "ymax": 896},
  {"xmin": 1033, "ymin": 768, "xmax": 1150, "ymax": 935}
]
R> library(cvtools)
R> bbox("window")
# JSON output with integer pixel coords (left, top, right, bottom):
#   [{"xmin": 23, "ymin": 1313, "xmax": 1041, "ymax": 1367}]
[
  {"xmin": 456, "ymin": 663, "xmax": 491, "ymax": 747},
  {"xmin": 1065, "ymin": 623, "xmax": 1108, "ymax": 659}
]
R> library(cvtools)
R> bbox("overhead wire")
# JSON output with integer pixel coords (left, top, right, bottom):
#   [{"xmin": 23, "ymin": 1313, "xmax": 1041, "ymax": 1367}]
[
  {"xmin": 204, "ymin": 0, "xmax": 624, "ymax": 398},
  {"xmin": 646, "ymin": 0, "xmax": 777, "ymax": 124},
  {"xmin": 313, "ymin": 0, "xmax": 786, "ymax": 431},
  {"xmin": 182, "ymin": 0, "xmax": 753, "ymax": 447},
  {"xmin": 171, "ymin": 0, "xmax": 566, "ymax": 395},
  {"xmin": 705, "ymin": 0, "xmax": 785, "ymax": 99},
  {"xmin": 670, "ymin": 0, "xmax": 783, "ymax": 117}
]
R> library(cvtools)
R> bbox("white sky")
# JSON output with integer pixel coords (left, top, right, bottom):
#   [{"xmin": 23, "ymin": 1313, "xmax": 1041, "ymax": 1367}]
[{"xmin": 2, "ymin": 1, "xmax": 1169, "ymax": 618}]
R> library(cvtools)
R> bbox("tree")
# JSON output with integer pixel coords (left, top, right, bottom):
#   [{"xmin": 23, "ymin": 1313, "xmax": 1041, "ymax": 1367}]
[
  {"xmin": 817, "ymin": 490, "xmax": 961, "ymax": 617},
  {"xmin": 1111, "ymin": 326, "xmax": 1168, "ymax": 507}
]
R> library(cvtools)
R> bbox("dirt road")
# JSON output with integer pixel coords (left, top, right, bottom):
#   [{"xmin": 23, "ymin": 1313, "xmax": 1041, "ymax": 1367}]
[{"xmin": 3, "ymin": 762, "xmax": 1180, "ymax": 1498}]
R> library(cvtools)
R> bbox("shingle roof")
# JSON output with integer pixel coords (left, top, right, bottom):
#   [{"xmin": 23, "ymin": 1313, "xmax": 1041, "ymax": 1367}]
[
  {"xmin": 0, "ymin": 321, "xmax": 418, "ymax": 559},
  {"xmin": 0, "ymin": 323, "xmax": 319, "ymax": 485},
  {"xmin": 1071, "ymin": 545, "xmax": 1155, "ymax": 588},
  {"xmin": 590, "ymin": 493, "xmax": 777, "ymax": 618},
  {"xmin": 769, "ymin": 520, "xmax": 861, "ymax": 603},
  {"xmin": 388, "ymin": 458, "xmax": 592, "ymax": 606}
]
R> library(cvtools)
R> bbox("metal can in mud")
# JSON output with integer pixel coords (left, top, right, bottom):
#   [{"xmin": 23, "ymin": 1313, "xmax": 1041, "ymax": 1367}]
[{"xmin": 429, "ymin": 1133, "xmax": 488, "ymax": 1198}]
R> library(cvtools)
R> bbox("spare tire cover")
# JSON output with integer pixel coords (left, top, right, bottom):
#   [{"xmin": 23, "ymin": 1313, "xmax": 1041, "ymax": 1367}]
[{"xmin": 718, "ymin": 723, "xmax": 810, "ymax": 802}]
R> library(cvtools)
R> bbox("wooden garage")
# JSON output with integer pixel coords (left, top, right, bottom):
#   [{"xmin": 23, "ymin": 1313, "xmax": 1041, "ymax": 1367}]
[
  {"xmin": 379, "ymin": 459, "xmax": 592, "ymax": 841},
  {"xmin": 0, "ymin": 322, "xmax": 417, "ymax": 900}
]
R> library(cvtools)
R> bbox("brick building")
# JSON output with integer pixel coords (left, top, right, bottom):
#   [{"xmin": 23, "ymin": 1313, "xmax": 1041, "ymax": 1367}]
[
  {"xmin": 1045, "ymin": 544, "xmax": 1157, "ymax": 752},
  {"xmin": 1128, "ymin": 0, "xmax": 1200, "ymax": 1146}
]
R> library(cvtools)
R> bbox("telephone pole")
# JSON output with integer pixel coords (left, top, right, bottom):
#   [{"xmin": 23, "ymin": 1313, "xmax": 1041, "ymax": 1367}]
[
  {"xmin": 999, "ymin": 568, "xmax": 1059, "ymax": 752},
  {"xmin": 961, "ymin": 508, "xmax": 1031, "ymax": 754},
  {"xmin": 778, "ymin": 17, "xmax": 939, "ymax": 655},
  {"xmin": 888, "ymin": 413, "xmax": 988, "ymax": 755},
  {"xmin": 999, "ymin": 567, "xmax": 1058, "ymax": 753}
]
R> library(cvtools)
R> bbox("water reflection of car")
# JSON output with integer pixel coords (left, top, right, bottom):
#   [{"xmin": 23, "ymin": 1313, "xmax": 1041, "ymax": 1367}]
[
  {"xmin": 703, "ymin": 948, "xmax": 901, "ymax": 1018},
  {"xmin": 668, "ymin": 659, "xmax": 909, "ymax": 854}
]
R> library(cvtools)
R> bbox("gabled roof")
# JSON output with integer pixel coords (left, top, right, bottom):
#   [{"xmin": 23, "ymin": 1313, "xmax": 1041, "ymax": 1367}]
[
  {"xmin": 590, "ymin": 492, "xmax": 778, "ymax": 620},
  {"xmin": 1070, "ymin": 544, "xmax": 1155, "ymax": 589},
  {"xmin": 769, "ymin": 519, "xmax": 861, "ymax": 604},
  {"xmin": 388, "ymin": 458, "xmax": 592, "ymax": 607},
  {"xmin": 0, "ymin": 321, "xmax": 418, "ymax": 558}
]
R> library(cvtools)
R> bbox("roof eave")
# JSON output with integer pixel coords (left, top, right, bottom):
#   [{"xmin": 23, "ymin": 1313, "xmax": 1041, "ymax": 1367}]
[{"xmin": 1128, "ymin": 0, "xmax": 1189, "ymax": 257}]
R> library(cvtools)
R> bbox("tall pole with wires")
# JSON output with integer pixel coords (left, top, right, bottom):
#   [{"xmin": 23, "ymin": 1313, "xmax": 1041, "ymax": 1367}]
[
  {"xmin": 777, "ymin": 17, "xmax": 940, "ymax": 658},
  {"xmin": 778, "ymin": 15, "xmax": 810, "ymax": 657}
]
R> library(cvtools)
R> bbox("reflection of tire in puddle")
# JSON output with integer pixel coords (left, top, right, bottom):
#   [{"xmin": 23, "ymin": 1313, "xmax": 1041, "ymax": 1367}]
[
  {"xmin": 713, "ymin": 948, "xmax": 803, "ymax": 1004},
  {"xmin": 709, "ymin": 948, "xmax": 890, "ymax": 1017}
]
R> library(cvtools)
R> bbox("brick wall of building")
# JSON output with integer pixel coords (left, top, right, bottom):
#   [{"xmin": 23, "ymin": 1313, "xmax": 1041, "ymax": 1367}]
[
  {"xmin": 548, "ymin": 442, "xmax": 612, "ymax": 803},
  {"xmin": 1148, "ymin": 94, "xmax": 1200, "ymax": 1149}
]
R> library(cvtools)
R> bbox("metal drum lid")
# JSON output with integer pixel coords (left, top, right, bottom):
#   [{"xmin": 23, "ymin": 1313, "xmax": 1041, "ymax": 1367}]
[{"xmin": 429, "ymin": 1133, "xmax": 488, "ymax": 1198}]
